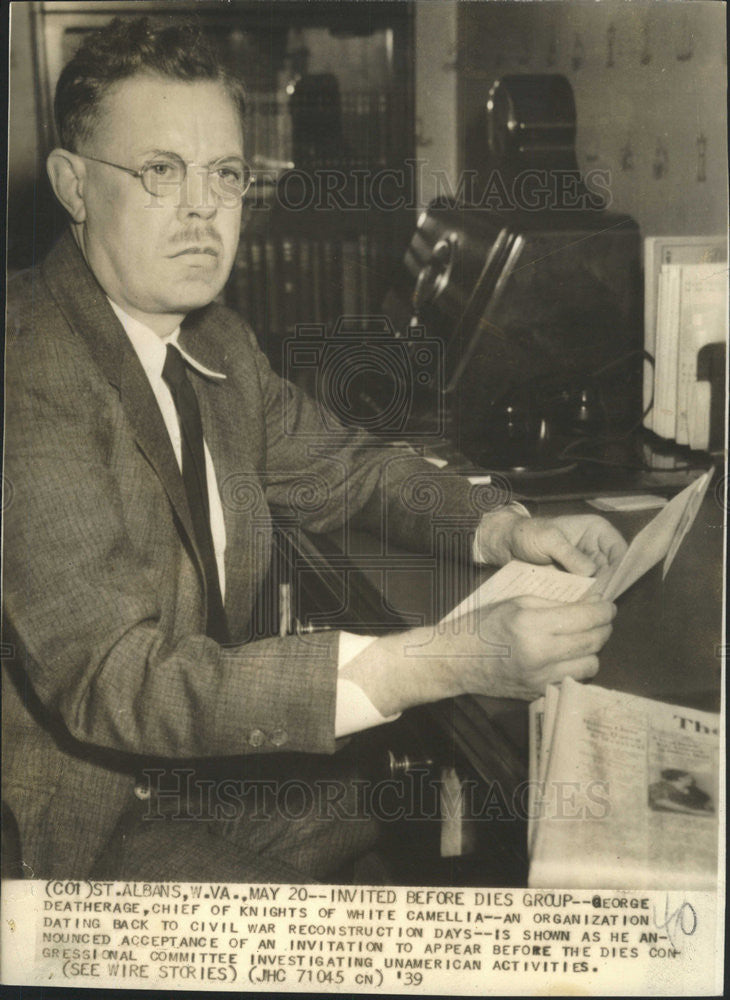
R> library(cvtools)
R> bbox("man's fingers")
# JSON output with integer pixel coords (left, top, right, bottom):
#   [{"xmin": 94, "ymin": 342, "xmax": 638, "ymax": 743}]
[
  {"xmin": 512, "ymin": 596, "xmax": 615, "ymax": 632},
  {"xmin": 499, "ymin": 594, "xmax": 616, "ymax": 633},
  {"xmin": 547, "ymin": 655, "xmax": 600, "ymax": 684},
  {"xmin": 592, "ymin": 563, "xmax": 617, "ymax": 593},
  {"xmin": 598, "ymin": 523, "xmax": 628, "ymax": 563},
  {"xmin": 547, "ymin": 623, "xmax": 613, "ymax": 662},
  {"xmin": 542, "ymin": 528, "xmax": 596, "ymax": 576},
  {"xmin": 543, "ymin": 598, "xmax": 617, "ymax": 634},
  {"xmin": 590, "ymin": 551, "xmax": 607, "ymax": 569},
  {"xmin": 510, "ymin": 595, "xmax": 574, "ymax": 610},
  {"xmin": 549, "ymin": 515, "xmax": 628, "ymax": 571}
]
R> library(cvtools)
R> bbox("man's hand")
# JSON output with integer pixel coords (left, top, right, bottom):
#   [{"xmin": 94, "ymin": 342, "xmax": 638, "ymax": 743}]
[
  {"xmin": 476, "ymin": 510, "xmax": 627, "ymax": 588},
  {"xmin": 443, "ymin": 592, "xmax": 616, "ymax": 702},
  {"xmin": 340, "ymin": 592, "xmax": 617, "ymax": 714}
]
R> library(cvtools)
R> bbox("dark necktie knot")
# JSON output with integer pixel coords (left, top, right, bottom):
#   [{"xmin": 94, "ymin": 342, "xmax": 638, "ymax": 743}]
[{"xmin": 161, "ymin": 342, "xmax": 190, "ymax": 393}]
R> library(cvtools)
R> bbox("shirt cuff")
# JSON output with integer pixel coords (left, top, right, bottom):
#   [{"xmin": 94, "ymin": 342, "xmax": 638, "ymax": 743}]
[
  {"xmin": 472, "ymin": 501, "xmax": 531, "ymax": 563},
  {"xmin": 335, "ymin": 633, "xmax": 402, "ymax": 738}
]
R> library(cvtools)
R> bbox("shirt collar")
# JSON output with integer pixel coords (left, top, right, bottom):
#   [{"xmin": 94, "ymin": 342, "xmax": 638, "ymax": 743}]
[{"xmin": 107, "ymin": 298, "xmax": 226, "ymax": 381}]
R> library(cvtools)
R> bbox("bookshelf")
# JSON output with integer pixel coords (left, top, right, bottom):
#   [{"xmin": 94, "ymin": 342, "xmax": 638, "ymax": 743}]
[{"xmin": 216, "ymin": 7, "xmax": 416, "ymax": 376}]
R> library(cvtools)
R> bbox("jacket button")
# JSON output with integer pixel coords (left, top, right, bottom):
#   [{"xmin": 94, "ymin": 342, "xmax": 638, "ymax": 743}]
[
  {"xmin": 271, "ymin": 729, "xmax": 288, "ymax": 747},
  {"xmin": 134, "ymin": 782, "xmax": 151, "ymax": 801},
  {"xmin": 248, "ymin": 728, "xmax": 266, "ymax": 747}
]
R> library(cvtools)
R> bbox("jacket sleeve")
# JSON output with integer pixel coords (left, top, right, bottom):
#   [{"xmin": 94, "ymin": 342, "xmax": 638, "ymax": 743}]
[
  {"xmin": 4, "ymin": 312, "xmax": 340, "ymax": 762},
  {"xmin": 238, "ymin": 323, "xmax": 486, "ymax": 557}
]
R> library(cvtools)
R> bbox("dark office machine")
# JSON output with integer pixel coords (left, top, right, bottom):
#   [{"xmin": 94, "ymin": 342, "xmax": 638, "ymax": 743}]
[{"xmin": 382, "ymin": 75, "xmax": 643, "ymax": 472}]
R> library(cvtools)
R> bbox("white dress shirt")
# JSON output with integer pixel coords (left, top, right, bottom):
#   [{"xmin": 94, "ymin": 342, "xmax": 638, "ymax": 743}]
[{"xmin": 109, "ymin": 299, "xmax": 394, "ymax": 737}]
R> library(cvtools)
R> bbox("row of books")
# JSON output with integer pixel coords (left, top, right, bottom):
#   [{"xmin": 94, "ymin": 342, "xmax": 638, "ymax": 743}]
[
  {"xmin": 246, "ymin": 89, "xmax": 394, "ymax": 173},
  {"xmin": 643, "ymin": 235, "xmax": 727, "ymax": 451},
  {"xmin": 340, "ymin": 90, "xmax": 392, "ymax": 169},
  {"xmin": 226, "ymin": 233, "xmax": 386, "ymax": 352}
]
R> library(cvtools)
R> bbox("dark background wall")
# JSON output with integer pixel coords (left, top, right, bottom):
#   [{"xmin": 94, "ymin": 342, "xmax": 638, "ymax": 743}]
[{"xmin": 456, "ymin": 1, "xmax": 727, "ymax": 237}]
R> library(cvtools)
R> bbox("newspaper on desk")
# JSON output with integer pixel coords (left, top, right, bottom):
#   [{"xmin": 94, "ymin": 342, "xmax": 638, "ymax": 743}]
[{"xmin": 528, "ymin": 679, "xmax": 721, "ymax": 889}]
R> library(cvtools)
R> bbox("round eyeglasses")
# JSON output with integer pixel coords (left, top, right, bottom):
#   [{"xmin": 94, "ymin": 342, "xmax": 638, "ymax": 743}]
[{"xmin": 77, "ymin": 151, "xmax": 256, "ymax": 201}]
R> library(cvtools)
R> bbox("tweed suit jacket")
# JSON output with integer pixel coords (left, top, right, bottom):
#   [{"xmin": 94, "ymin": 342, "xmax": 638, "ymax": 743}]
[{"xmin": 3, "ymin": 231, "xmax": 483, "ymax": 878}]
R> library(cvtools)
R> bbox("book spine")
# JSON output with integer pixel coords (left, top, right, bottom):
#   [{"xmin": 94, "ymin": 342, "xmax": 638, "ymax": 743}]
[
  {"xmin": 311, "ymin": 239, "xmax": 323, "ymax": 323},
  {"xmin": 675, "ymin": 268, "xmax": 694, "ymax": 447},
  {"xmin": 643, "ymin": 238, "xmax": 658, "ymax": 431},
  {"xmin": 376, "ymin": 91, "xmax": 389, "ymax": 167},
  {"xmin": 359, "ymin": 92, "xmax": 371, "ymax": 169},
  {"xmin": 652, "ymin": 265, "xmax": 682, "ymax": 441},
  {"xmin": 687, "ymin": 382, "xmax": 712, "ymax": 452},
  {"xmin": 341, "ymin": 239, "xmax": 359, "ymax": 318},
  {"xmin": 249, "ymin": 238, "xmax": 266, "ymax": 343},
  {"xmin": 264, "ymin": 236, "xmax": 280, "ymax": 356},
  {"xmin": 341, "ymin": 92, "xmax": 354, "ymax": 167},
  {"xmin": 230, "ymin": 239, "xmax": 251, "ymax": 323},
  {"xmin": 297, "ymin": 238, "xmax": 313, "ymax": 325},
  {"xmin": 280, "ymin": 236, "xmax": 298, "ymax": 339},
  {"xmin": 369, "ymin": 238, "xmax": 380, "ymax": 315},
  {"xmin": 357, "ymin": 233, "xmax": 370, "ymax": 315},
  {"xmin": 320, "ymin": 239, "xmax": 342, "ymax": 332}
]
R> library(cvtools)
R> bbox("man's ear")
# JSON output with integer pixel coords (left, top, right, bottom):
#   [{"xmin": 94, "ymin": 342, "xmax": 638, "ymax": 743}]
[{"xmin": 47, "ymin": 149, "xmax": 87, "ymax": 223}]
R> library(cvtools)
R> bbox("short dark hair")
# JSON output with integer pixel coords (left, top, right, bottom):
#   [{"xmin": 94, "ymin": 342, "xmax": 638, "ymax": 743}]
[{"xmin": 54, "ymin": 15, "xmax": 246, "ymax": 151}]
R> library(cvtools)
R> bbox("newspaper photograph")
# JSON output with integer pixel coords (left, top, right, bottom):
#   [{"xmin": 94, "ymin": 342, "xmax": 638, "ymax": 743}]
[{"xmin": 2, "ymin": 1, "xmax": 727, "ymax": 996}]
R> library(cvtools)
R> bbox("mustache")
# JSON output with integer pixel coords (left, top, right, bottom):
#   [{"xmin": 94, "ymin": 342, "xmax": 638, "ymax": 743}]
[{"xmin": 168, "ymin": 228, "xmax": 224, "ymax": 252}]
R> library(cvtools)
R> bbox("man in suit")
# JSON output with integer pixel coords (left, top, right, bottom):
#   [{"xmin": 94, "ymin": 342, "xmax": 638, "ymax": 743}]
[{"xmin": 3, "ymin": 16, "xmax": 624, "ymax": 882}]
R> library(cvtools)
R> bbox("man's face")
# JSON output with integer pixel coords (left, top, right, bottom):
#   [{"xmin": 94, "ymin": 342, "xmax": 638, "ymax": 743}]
[{"xmin": 77, "ymin": 74, "xmax": 244, "ymax": 329}]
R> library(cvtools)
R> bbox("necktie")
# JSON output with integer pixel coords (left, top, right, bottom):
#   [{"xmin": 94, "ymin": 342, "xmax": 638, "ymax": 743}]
[{"xmin": 162, "ymin": 344, "xmax": 229, "ymax": 643}]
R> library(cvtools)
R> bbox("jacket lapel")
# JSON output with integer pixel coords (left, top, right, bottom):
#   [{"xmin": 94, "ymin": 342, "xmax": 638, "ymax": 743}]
[
  {"xmin": 41, "ymin": 231, "xmax": 271, "ymax": 635},
  {"xmin": 41, "ymin": 231, "xmax": 199, "ymax": 565}
]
